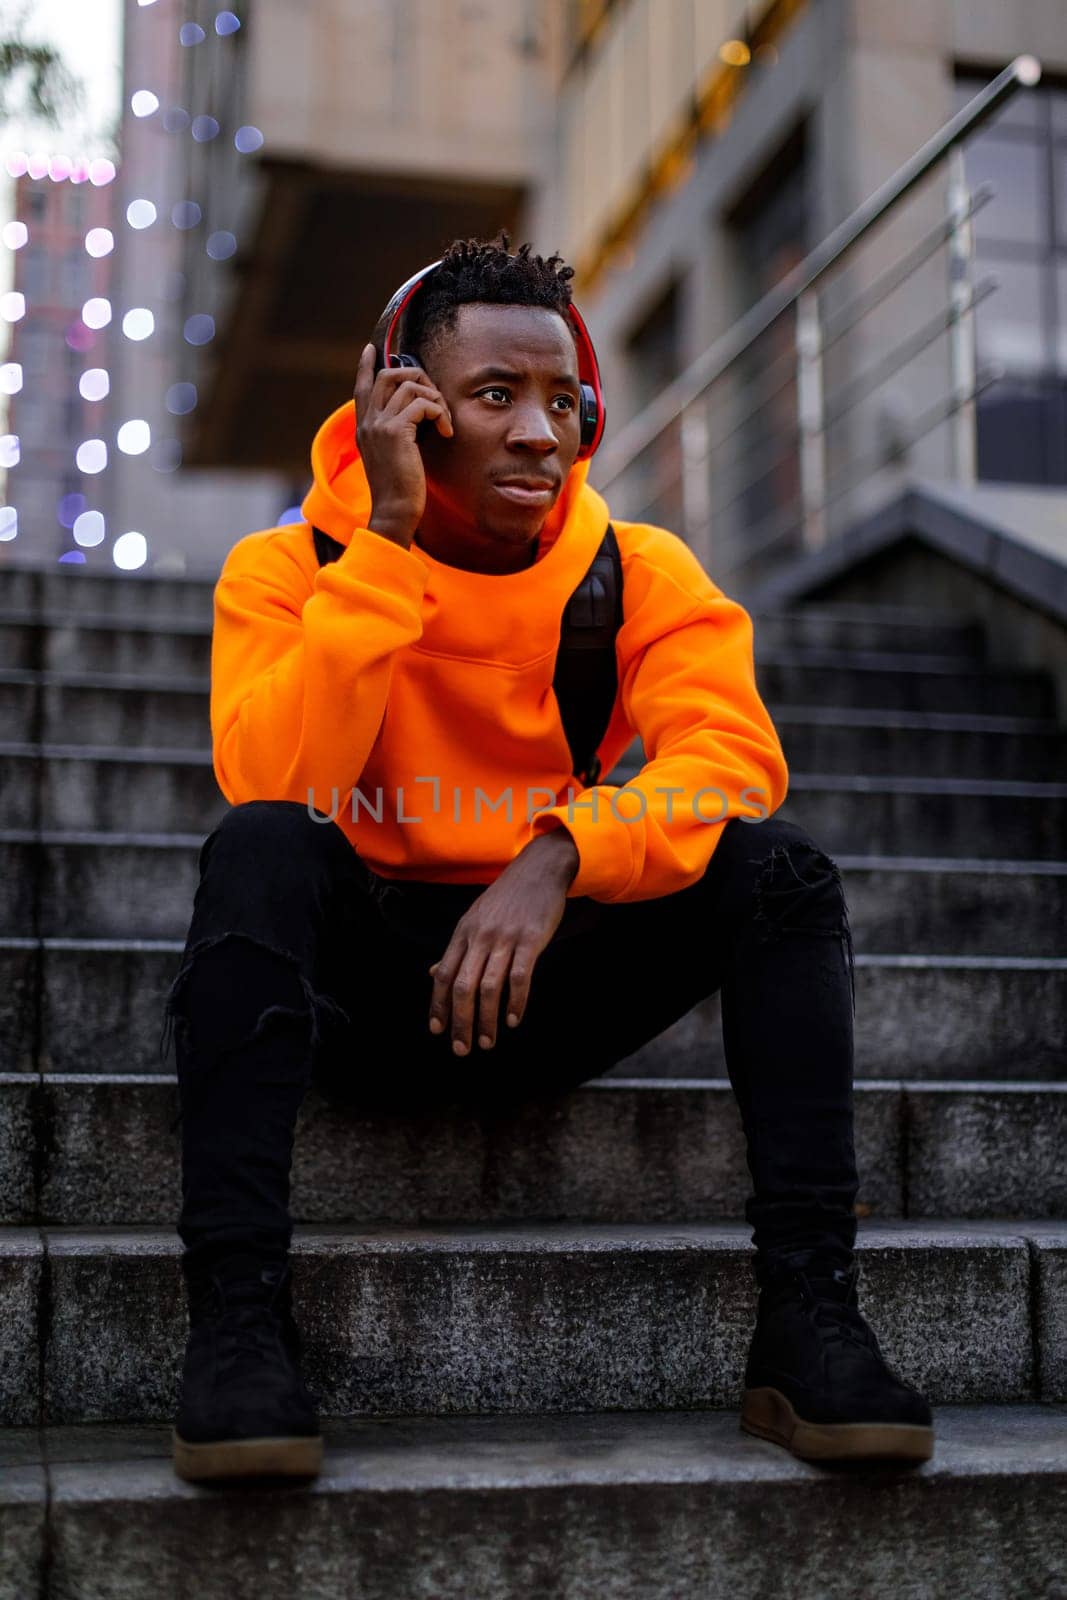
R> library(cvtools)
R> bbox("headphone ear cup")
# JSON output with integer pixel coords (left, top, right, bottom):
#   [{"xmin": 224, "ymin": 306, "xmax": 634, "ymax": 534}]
[{"xmin": 576, "ymin": 381, "xmax": 599, "ymax": 458}]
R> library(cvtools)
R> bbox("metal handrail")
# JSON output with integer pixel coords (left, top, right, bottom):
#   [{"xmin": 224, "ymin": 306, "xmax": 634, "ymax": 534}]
[
  {"xmin": 713, "ymin": 367, "xmax": 1002, "ymax": 581},
  {"xmin": 591, "ymin": 54, "xmax": 1041, "ymax": 495},
  {"xmin": 684, "ymin": 187, "xmax": 997, "ymax": 471}
]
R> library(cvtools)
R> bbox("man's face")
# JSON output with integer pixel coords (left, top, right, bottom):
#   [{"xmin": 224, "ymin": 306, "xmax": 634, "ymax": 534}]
[{"xmin": 416, "ymin": 302, "xmax": 584, "ymax": 559}]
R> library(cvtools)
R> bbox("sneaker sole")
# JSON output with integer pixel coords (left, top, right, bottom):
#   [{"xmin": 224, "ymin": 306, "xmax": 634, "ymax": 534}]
[
  {"xmin": 172, "ymin": 1428, "xmax": 324, "ymax": 1482},
  {"xmin": 740, "ymin": 1387, "xmax": 934, "ymax": 1463}
]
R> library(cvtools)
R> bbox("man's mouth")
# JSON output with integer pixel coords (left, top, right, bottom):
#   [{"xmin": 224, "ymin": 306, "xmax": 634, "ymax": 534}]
[{"xmin": 492, "ymin": 477, "xmax": 559, "ymax": 506}]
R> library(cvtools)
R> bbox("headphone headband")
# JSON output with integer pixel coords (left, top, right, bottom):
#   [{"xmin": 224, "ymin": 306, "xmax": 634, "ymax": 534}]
[{"xmin": 377, "ymin": 255, "xmax": 606, "ymax": 461}]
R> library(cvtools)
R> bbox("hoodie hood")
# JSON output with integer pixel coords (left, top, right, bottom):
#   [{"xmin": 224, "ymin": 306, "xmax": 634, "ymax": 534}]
[{"xmin": 301, "ymin": 397, "xmax": 598, "ymax": 565}]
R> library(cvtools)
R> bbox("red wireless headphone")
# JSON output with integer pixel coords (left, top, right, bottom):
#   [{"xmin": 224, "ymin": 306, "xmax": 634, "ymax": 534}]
[{"xmin": 375, "ymin": 257, "xmax": 607, "ymax": 461}]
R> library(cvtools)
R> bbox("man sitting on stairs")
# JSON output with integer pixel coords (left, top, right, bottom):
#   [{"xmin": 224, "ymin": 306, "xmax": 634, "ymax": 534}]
[{"xmin": 158, "ymin": 233, "xmax": 933, "ymax": 1484}]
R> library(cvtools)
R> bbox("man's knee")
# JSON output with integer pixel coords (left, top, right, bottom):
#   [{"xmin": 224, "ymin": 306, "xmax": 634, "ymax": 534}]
[
  {"xmin": 201, "ymin": 798, "xmax": 356, "ymax": 879},
  {"xmin": 712, "ymin": 816, "xmax": 852, "ymax": 938}
]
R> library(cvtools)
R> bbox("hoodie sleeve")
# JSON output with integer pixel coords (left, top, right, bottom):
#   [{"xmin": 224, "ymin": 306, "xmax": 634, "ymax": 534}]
[
  {"xmin": 210, "ymin": 525, "xmax": 429, "ymax": 814},
  {"xmin": 527, "ymin": 531, "xmax": 789, "ymax": 902}
]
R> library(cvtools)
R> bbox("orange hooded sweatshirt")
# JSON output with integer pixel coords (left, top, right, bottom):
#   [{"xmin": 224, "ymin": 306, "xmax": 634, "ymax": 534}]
[{"xmin": 209, "ymin": 398, "xmax": 789, "ymax": 903}]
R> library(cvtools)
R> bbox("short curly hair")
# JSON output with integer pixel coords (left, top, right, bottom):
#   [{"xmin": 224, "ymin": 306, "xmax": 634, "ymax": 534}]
[{"xmin": 375, "ymin": 230, "xmax": 576, "ymax": 367}]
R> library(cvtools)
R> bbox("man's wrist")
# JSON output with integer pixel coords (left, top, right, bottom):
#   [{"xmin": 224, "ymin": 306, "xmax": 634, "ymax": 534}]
[
  {"xmin": 367, "ymin": 513, "xmax": 416, "ymax": 549},
  {"xmin": 526, "ymin": 826, "xmax": 580, "ymax": 886}
]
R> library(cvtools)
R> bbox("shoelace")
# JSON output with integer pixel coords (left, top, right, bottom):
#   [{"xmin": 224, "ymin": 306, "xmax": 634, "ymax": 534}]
[
  {"xmin": 808, "ymin": 1297, "xmax": 879, "ymax": 1354},
  {"xmin": 213, "ymin": 1303, "xmax": 288, "ymax": 1376}
]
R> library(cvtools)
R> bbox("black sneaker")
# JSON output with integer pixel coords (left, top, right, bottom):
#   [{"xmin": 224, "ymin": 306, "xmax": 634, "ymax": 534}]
[
  {"xmin": 172, "ymin": 1252, "xmax": 323, "ymax": 1483},
  {"xmin": 740, "ymin": 1258, "xmax": 934, "ymax": 1463}
]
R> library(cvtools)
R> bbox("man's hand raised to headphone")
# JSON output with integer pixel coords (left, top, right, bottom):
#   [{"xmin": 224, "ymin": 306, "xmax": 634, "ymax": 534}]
[{"xmin": 353, "ymin": 341, "xmax": 453, "ymax": 549}]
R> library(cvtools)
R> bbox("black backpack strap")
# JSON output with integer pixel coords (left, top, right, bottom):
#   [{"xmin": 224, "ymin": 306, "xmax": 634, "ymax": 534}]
[
  {"xmin": 312, "ymin": 525, "xmax": 345, "ymax": 565},
  {"xmin": 554, "ymin": 522, "xmax": 623, "ymax": 788},
  {"xmin": 312, "ymin": 520, "xmax": 624, "ymax": 790}
]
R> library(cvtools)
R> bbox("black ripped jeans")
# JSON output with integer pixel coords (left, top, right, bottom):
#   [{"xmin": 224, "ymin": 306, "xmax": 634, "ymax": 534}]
[{"xmin": 159, "ymin": 802, "xmax": 859, "ymax": 1283}]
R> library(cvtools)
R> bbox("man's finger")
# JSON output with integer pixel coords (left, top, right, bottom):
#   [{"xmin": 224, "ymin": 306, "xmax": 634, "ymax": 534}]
[
  {"xmin": 476, "ymin": 949, "xmax": 512, "ymax": 1050},
  {"xmin": 429, "ymin": 940, "xmax": 469, "ymax": 1038},
  {"xmin": 380, "ymin": 380, "xmax": 452, "ymax": 430},
  {"xmin": 505, "ymin": 949, "xmax": 537, "ymax": 1029},
  {"xmin": 353, "ymin": 341, "xmax": 377, "ymax": 416},
  {"xmin": 428, "ymin": 952, "xmax": 458, "ymax": 1037},
  {"xmin": 447, "ymin": 944, "xmax": 493, "ymax": 1056}
]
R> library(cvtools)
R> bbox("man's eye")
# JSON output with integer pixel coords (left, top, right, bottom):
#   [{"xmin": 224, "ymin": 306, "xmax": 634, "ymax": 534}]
[
  {"xmin": 482, "ymin": 387, "xmax": 510, "ymax": 402},
  {"xmin": 553, "ymin": 395, "xmax": 576, "ymax": 411}
]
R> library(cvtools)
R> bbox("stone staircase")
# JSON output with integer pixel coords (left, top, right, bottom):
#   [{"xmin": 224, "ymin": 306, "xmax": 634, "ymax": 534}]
[{"xmin": 1, "ymin": 563, "xmax": 1065, "ymax": 1599}]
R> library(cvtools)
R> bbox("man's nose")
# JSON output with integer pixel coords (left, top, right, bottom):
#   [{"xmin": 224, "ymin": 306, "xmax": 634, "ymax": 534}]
[{"xmin": 507, "ymin": 405, "xmax": 558, "ymax": 450}]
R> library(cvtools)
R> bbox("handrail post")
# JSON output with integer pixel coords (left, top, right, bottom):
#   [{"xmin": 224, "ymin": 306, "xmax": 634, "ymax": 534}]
[
  {"xmin": 796, "ymin": 287, "xmax": 827, "ymax": 550},
  {"xmin": 947, "ymin": 147, "xmax": 978, "ymax": 484}
]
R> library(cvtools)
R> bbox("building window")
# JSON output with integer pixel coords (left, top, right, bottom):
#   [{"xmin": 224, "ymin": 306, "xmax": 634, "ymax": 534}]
[
  {"xmin": 624, "ymin": 282, "xmax": 682, "ymax": 529},
  {"xmin": 626, "ymin": 282, "xmax": 680, "ymax": 419},
  {"xmin": 17, "ymin": 320, "xmax": 51, "ymax": 380},
  {"xmin": 957, "ymin": 74, "xmax": 1067, "ymax": 484},
  {"xmin": 57, "ymin": 249, "xmax": 87, "ymax": 307},
  {"xmin": 724, "ymin": 122, "xmax": 811, "ymax": 548},
  {"xmin": 20, "ymin": 245, "xmax": 47, "ymax": 302},
  {"xmin": 27, "ymin": 187, "xmax": 47, "ymax": 221}
]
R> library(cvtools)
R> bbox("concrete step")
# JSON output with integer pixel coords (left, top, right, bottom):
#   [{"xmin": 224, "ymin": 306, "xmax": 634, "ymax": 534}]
[
  {"xmin": 4, "ymin": 1407, "xmax": 1065, "ymax": 1600},
  {"xmin": 2, "ymin": 1074, "xmax": 1063, "ymax": 1229},
  {"xmin": 0, "ymin": 668, "xmax": 210, "ymax": 748},
  {"xmin": 2, "ymin": 1220, "xmax": 1063, "ymax": 1427},
  {"xmin": 778, "ymin": 775, "xmax": 1067, "ymax": 859},
  {"xmin": 771, "ymin": 707, "xmax": 1064, "ymax": 779},
  {"xmin": 757, "ymin": 651, "xmax": 1055, "ymax": 716},
  {"xmin": 750, "ymin": 602, "xmax": 987, "ymax": 659},
  {"xmin": 817, "ymin": 856, "xmax": 1067, "ymax": 957},
  {"xmin": 614, "ymin": 957, "xmax": 1067, "ymax": 1082},
  {"xmin": 1, "ymin": 936, "xmax": 1063, "ymax": 1081},
  {"xmin": 0, "ymin": 567, "xmax": 215, "ymax": 620},
  {"xmin": 0, "ymin": 746, "xmax": 227, "ymax": 834},
  {"xmin": 0, "ymin": 611, "xmax": 212, "ymax": 677}
]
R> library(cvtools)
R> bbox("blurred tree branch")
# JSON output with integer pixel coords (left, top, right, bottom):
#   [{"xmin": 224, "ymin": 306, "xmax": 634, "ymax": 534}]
[{"xmin": 0, "ymin": 1, "xmax": 83, "ymax": 129}]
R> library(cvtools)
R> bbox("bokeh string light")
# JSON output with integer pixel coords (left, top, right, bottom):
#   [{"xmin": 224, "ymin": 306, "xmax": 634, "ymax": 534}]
[
  {"xmin": 79, "ymin": 369, "xmax": 110, "ymax": 402},
  {"xmin": 75, "ymin": 439, "xmax": 107, "ymax": 474},
  {"xmin": 121, "ymin": 307, "xmax": 155, "ymax": 341},
  {"xmin": 117, "ymin": 419, "xmax": 151, "ymax": 455},
  {"xmin": 126, "ymin": 197, "xmax": 157, "ymax": 228},
  {"xmin": 82, "ymin": 297, "xmax": 112, "ymax": 329},
  {"xmin": 73, "ymin": 509, "xmax": 105, "ymax": 546}
]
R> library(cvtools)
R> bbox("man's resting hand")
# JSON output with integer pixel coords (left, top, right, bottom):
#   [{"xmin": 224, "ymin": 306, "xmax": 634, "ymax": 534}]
[{"xmin": 427, "ymin": 830, "xmax": 580, "ymax": 1055}]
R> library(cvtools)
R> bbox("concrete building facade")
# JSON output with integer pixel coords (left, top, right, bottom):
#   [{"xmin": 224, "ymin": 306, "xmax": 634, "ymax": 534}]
[{"xmin": 167, "ymin": 0, "xmax": 1066, "ymax": 585}]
